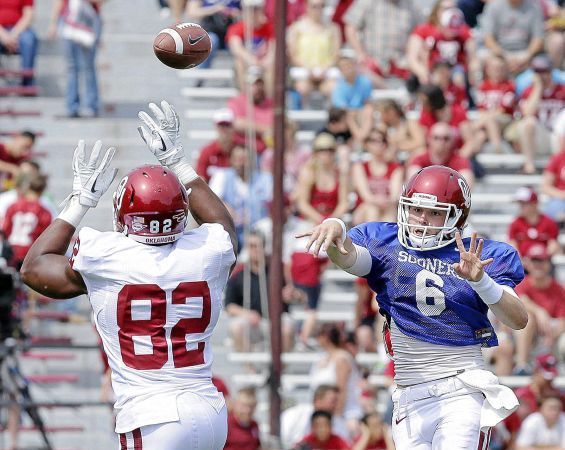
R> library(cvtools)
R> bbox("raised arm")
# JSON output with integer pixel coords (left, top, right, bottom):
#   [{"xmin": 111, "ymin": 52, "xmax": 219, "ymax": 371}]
[
  {"xmin": 21, "ymin": 141, "xmax": 118, "ymax": 298},
  {"xmin": 137, "ymin": 100, "xmax": 237, "ymax": 253}
]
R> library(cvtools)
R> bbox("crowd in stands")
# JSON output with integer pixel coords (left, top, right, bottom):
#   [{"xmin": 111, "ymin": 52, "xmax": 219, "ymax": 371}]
[{"xmin": 1, "ymin": 0, "xmax": 564, "ymax": 448}]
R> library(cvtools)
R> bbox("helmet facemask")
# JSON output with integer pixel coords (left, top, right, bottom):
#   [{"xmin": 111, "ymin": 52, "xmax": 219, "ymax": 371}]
[{"xmin": 397, "ymin": 193, "xmax": 463, "ymax": 251}]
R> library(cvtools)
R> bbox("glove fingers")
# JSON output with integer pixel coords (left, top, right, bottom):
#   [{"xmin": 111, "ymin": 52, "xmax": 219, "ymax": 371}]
[
  {"xmin": 88, "ymin": 140, "xmax": 103, "ymax": 172},
  {"xmin": 137, "ymin": 126, "xmax": 152, "ymax": 146},
  {"xmin": 97, "ymin": 146, "xmax": 117, "ymax": 174},
  {"xmin": 73, "ymin": 140, "xmax": 85, "ymax": 174},
  {"xmin": 94, "ymin": 167, "xmax": 118, "ymax": 193},
  {"xmin": 148, "ymin": 102, "xmax": 166, "ymax": 124},
  {"xmin": 161, "ymin": 100, "xmax": 177, "ymax": 126},
  {"xmin": 138, "ymin": 111, "xmax": 159, "ymax": 133}
]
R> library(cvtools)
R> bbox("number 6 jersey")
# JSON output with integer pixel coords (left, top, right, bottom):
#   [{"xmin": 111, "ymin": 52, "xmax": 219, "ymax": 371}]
[{"xmin": 71, "ymin": 223, "xmax": 236, "ymax": 433}]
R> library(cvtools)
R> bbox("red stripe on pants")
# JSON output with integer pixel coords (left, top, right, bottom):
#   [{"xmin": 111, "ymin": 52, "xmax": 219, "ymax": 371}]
[
  {"xmin": 119, "ymin": 433, "xmax": 127, "ymax": 450},
  {"xmin": 477, "ymin": 429, "xmax": 491, "ymax": 450},
  {"xmin": 132, "ymin": 428, "xmax": 142, "ymax": 450}
]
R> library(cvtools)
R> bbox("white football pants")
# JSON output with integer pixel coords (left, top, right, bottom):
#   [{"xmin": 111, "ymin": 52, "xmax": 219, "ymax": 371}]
[
  {"xmin": 118, "ymin": 392, "xmax": 228, "ymax": 450},
  {"xmin": 392, "ymin": 377, "xmax": 491, "ymax": 450}
]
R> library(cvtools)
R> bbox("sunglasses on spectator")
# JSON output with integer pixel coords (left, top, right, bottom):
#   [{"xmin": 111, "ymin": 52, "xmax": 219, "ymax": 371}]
[{"xmin": 432, "ymin": 135, "xmax": 451, "ymax": 142}]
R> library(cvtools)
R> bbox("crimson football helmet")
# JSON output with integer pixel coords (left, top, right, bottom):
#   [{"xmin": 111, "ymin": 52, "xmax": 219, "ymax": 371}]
[
  {"xmin": 112, "ymin": 165, "xmax": 189, "ymax": 245},
  {"xmin": 397, "ymin": 165, "xmax": 471, "ymax": 251}
]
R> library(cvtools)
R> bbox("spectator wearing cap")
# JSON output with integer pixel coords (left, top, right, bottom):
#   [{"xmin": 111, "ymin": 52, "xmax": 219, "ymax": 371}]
[
  {"xmin": 508, "ymin": 187, "xmax": 561, "ymax": 257},
  {"xmin": 295, "ymin": 410, "xmax": 351, "ymax": 450},
  {"xmin": 227, "ymin": 66, "xmax": 273, "ymax": 154},
  {"xmin": 406, "ymin": 0, "xmax": 479, "ymax": 91},
  {"xmin": 209, "ymin": 145, "xmax": 272, "ymax": 247},
  {"xmin": 293, "ymin": 133, "xmax": 350, "ymax": 346},
  {"xmin": 407, "ymin": 122, "xmax": 475, "ymax": 188},
  {"xmin": 417, "ymin": 85, "xmax": 480, "ymax": 160},
  {"xmin": 513, "ymin": 246, "xmax": 565, "ymax": 374},
  {"xmin": 196, "ymin": 108, "xmax": 244, "ymax": 182},
  {"xmin": 281, "ymin": 384, "xmax": 349, "ymax": 449},
  {"xmin": 508, "ymin": 54, "xmax": 565, "ymax": 174},
  {"xmin": 226, "ymin": 0, "xmax": 274, "ymax": 93},
  {"xmin": 0, "ymin": 0, "xmax": 38, "ymax": 87},
  {"xmin": 343, "ymin": 0, "xmax": 420, "ymax": 81},
  {"xmin": 332, "ymin": 54, "xmax": 375, "ymax": 144},
  {"xmin": 0, "ymin": 131, "xmax": 35, "ymax": 191},
  {"xmin": 482, "ymin": 0, "xmax": 545, "ymax": 75},
  {"xmin": 287, "ymin": 0, "xmax": 342, "ymax": 107},
  {"xmin": 516, "ymin": 395, "xmax": 565, "ymax": 450},
  {"xmin": 541, "ymin": 110, "xmax": 565, "ymax": 223}
]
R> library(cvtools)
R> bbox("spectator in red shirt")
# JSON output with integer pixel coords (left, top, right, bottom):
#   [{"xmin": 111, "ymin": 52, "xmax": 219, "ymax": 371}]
[
  {"xmin": 2, "ymin": 171, "xmax": 51, "ymax": 269},
  {"xmin": 354, "ymin": 278, "xmax": 377, "ymax": 353},
  {"xmin": 224, "ymin": 387, "xmax": 261, "ymax": 450},
  {"xmin": 226, "ymin": 0, "xmax": 274, "ymax": 92},
  {"xmin": 474, "ymin": 55, "xmax": 516, "ymax": 153},
  {"xmin": 417, "ymin": 84, "xmax": 479, "ymax": 158},
  {"xmin": 513, "ymin": 245, "xmax": 565, "ymax": 374},
  {"xmin": 510, "ymin": 54, "xmax": 565, "ymax": 174},
  {"xmin": 351, "ymin": 412, "xmax": 393, "ymax": 450},
  {"xmin": 0, "ymin": 0, "xmax": 38, "ymax": 86},
  {"xmin": 295, "ymin": 410, "xmax": 351, "ymax": 450},
  {"xmin": 227, "ymin": 66, "xmax": 274, "ymax": 154},
  {"xmin": 212, "ymin": 375, "xmax": 230, "ymax": 402},
  {"xmin": 508, "ymin": 186, "xmax": 561, "ymax": 257},
  {"xmin": 0, "ymin": 131, "xmax": 34, "ymax": 191},
  {"xmin": 541, "ymin": 145, "xmax": 565, "ymax": 224},
  {"xmin": 406, "ymin": 0, "xmax": 479, "ymax": 90},
  {"xmin": 407, "ymin": 122, "xmax": 475, "ymax": 188},
  {"xmin": 196, "ymin": 108, "xmax": 244, "ymax": 182}
]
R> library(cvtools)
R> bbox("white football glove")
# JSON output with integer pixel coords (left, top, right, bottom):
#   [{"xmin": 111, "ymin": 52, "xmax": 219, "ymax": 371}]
[
  {"xmin": 137, "ymin": 100, "xmax": 197, "ymax": 185},
  {"xmin": 58, "ymin": 140, "xmax": 117, "ymax": 227}
]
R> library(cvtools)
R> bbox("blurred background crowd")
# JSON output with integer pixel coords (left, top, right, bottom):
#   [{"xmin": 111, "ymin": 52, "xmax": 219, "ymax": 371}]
[{"xmin": 0, "ymin": 0, "xmax": 564, "ymax": 448}]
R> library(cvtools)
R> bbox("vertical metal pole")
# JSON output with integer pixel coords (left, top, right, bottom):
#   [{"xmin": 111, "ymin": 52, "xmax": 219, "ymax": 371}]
[{"xmin": 269, "ymin": 0, "xmax": 287, "ymax": 441}]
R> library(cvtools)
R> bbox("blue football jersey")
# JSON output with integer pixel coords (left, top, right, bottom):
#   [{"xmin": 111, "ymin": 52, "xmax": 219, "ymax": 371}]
[{"xmin": 348, "ymin": 222, "xmax": 524, "ymax": 347}]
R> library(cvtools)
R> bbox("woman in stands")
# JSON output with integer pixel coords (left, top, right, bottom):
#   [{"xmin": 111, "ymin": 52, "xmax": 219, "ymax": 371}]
[
  {"xmin": 310, "ymin": 323, "xmax": 362, "ymax": 438},
  {"xmin": 352, "ymin": 127, "xmax": 403, "ymax": 224},
  {"xmin": 378, "ymin": 100, "xmax": 425, "ymax": 157},
  {"xmin": 293, "ymin": 133, "xmax": 349, "ymax": 347}
]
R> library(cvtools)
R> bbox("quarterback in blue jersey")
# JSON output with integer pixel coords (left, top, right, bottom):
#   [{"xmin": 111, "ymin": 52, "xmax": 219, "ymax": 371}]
[{"xmin": 298, "ymin": 165, "xmax": 528, "ymax": 450}]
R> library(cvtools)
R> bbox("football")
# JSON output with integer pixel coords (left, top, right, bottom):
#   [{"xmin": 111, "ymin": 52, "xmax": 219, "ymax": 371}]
[{"xmin": 153, "ymin": 23, "xmax": 211, "ymax": 70}]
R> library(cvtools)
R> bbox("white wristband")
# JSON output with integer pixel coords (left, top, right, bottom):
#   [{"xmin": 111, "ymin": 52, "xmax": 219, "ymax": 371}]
[
  {"xmin": 169, "ymin": 159, "xmax": 198, "ymax": 185},
  {"xmin": 467, "ymin": 272, "xmax": 503, "ymax": 305},
  {"xmin": 322, "ymin": 217, "xmax": 347, "ymax": 243},
  {"xmin": 57, "ymin": 195, "xmax": 89, "ymax": 228}
]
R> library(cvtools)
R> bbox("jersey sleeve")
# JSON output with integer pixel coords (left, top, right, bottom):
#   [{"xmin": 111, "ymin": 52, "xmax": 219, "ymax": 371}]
[
  {"xmin": 70, "ymin": 227, "xmax": 104, "ymax": 279},
  {"xmin": 348, "ymin": 222, "xmax": 388, "ymax": 277},
  {"xmin": 201, "ymin": 223, "xmax": 236, "ymax": 271},
  {"xmin": 484, "ymin": 242, "xmax": 524, "ymax": 288}
]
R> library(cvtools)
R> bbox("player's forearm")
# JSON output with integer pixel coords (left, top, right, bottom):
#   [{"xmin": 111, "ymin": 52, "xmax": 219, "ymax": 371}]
[
  {"xmin": 488, "ymin": 289, "xmax": 528, "ymax": 330},
  {"xmin": 326, "ymin": 236, "xmax": 357, "ymax": 268},
  {"xmin": 186, "ymin": 177, "xmax": 238, "ymax": 252}
]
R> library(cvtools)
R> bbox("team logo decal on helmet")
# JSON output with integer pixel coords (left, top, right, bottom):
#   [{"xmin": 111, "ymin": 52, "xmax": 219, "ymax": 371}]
[
  {"xmin": 113, "ymin": 165, "xmax": 189, "ymax": 245},
  {"xmin": 397, "ymin": 165, "xmax": 471, "ymax": 251}
]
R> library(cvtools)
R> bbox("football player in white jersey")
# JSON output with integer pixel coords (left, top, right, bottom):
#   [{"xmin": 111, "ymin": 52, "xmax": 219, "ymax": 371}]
[{"xmin": 21, "ymin": 101, "xmax": 237, "ymax": 450}]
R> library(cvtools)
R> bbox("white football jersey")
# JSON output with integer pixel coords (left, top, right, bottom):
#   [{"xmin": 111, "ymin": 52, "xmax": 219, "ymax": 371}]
[{"xmin": 71, "ymin": 223, "xmax": 235, "ymax": 433}]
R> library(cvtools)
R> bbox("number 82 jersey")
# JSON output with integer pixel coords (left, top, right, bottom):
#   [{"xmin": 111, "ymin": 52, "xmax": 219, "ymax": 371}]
[
  {"xmin": 348, "ymin": 222, "xmax": 524, "ymax": 348},
  {"xmin": 71, "ymin": 223, "xmax": 235, "ymax": 434}
]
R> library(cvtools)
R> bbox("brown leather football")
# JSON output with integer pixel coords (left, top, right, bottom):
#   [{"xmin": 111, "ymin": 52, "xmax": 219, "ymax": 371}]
[{"xmin": 153, "ymin": 23, "xmax": 211, "ymax": 70}]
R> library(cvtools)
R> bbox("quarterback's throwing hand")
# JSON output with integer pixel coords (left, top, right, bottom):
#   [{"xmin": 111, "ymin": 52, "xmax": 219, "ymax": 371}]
[
  {"xmin": 137, "ymin": 100, "xmax": 185, "ymax": 167},
  {"xmin": 69, "ymin": 140, "xmax": 117, "ymax": 208},
  {"xmin": 452, "ymin": 231, "xmax": 494, "ymax": 282},
  {"xmin": 295, "ymin": 221, "xmax": 348, "ymax": 257}
]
